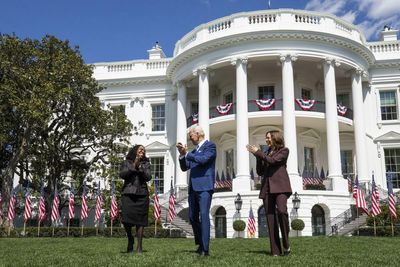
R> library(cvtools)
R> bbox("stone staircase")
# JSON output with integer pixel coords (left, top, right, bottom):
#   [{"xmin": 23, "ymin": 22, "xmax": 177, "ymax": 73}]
[
  {"xmin": 159, "ymin": 205, "xmax": 193, "ymax": 237},
  {"xmin": 334, "ymin": 214, "xmax": 368, "ymax": 236}
]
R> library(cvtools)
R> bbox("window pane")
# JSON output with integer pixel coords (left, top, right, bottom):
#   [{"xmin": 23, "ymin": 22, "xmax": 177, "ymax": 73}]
[
  {"xmin": 304, "ymin": 147, "xmax": 314, "ymax": 172},
  {"xmin": 224, "ymin": 92, "xmax": 233, "ymax": 104},
  {"xmin": 340, "ymin": 150, "xmax": 353, "ymax": 175},
  {"xmin": 258, "ymin": 86, "xmax": 274, "ymax": 99},
  {"xmin": 384, "ymin": 148, "xmax": 400, "ymax": 188},
  {"xmin": 151, "ymin": 157, "xmax": 165, "ymax": 192},
  {"xmin": 301, "ymin": 89, "xmax": 312, "ymax": 100},
  {"xmin": 380, "ymin": 91, "xmax": 397, "ymax": 120},
  {"xmin": 225, "ymin": 149, "xmax": 234, "ymax": 176},
  {"xmin": 152, "ymin": 104, "xmax": 165, "ymax": 131}
]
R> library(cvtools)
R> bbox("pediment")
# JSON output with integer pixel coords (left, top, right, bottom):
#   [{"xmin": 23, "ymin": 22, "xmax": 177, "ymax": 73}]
[
  {"xmin": 299, "ymin": 129, "xmax": 321, "ymax": 140},
  {"xmin": 374, "ymin": 131, "xmax": 400, "ymax": 142},
  {"xmin": 145, "ymin": 141, "xmax": 170, "ymax": 151}
]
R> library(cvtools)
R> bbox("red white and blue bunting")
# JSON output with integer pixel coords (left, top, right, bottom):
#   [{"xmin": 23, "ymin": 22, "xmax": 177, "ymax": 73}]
[
  {"xmin": 191, "ymin": 113, "xmax": 198, "ymax": 123},
  {"xmin": 216, "ymin": 103, "xmax": 233, "ymax": 115},
  {"xmin": 295, "ymin": 98, "xmax": 315, "ymax": 111},
  {"xmin": 255, "ymin": 98, "xmax": 276, "ymax": 110},
  {"xmin": 337, "ymin": 104, "xmax": 347, "ymax": 116}
]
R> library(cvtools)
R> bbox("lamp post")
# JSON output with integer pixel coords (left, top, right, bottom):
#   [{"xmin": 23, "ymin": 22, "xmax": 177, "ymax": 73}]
[
  {"xmin": 292, "ymin": 192, "xmax": 301, "ymax": 217},
  {"xmin": 234, "ymin": 193, "xmax": 243, "ymax": 218}
]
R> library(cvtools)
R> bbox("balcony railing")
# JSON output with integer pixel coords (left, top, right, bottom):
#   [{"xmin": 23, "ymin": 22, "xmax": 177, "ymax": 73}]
[{"xmin": 186, "ymin": 99, "xmax": 353, "ymax": 126}]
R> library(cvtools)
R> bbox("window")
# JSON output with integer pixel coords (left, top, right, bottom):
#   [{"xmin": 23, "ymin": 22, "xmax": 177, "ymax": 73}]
[
  {"xmin": 304, "ymin": 147, "xmax": 314, "ymax": 173},
  {"xmin": 151, "ymin": 104, "xmax": 165, "ymax": 131},
  {"xmin": 312, "ymin": 205, "xmax": 326, "ymax": 236},
  {"xmin": 151, "ymin": 157, "xmax": 164, "ymax": 192},
  {"xmin": 380, "ymin": 91, "xmax": 397, "ymax": 120},
  {"xmin": 301, "ymin": 88, "xmax": 312, "ymax": 100},
  {"xmin": 225, "ymin": 149, "xmax": 234, "ymax": 177},
  {"xmin": 223, "ymin": 92, "xmax": 233, "ymax": 104},
  {"xmin": 215, "ymin": 207, "xmax": 227, "ymax": 238},
  {"xmin": 191, "ymin": 102, "xmax": 198, "ymax": 114},
  {"xmin": 341, "ymin": 150, "xmax": 353, "ymax": 176},
  {"xmin": 337, "ymin": 94, "xmax": 350, "ymax": 107},
  {"xmin": 384, "ymin": 148, "xmax": 400, "ymax": 188},
  {"xmin": 258, "ymin": 86, "xmax": 274, "ymax": 99}
]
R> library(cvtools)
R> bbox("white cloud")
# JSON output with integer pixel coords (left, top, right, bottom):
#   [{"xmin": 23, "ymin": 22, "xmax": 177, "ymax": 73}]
[
  {"xmin": 340, "ymin": 11, "xmax": 357, "ymax": 24},
  {"xmin": 354, "ymin": 0, "xmax": 400, "ymax": 20},
  {"xmin": 305, "ymin": 0, "xmax": 347, "ymax": 15}
]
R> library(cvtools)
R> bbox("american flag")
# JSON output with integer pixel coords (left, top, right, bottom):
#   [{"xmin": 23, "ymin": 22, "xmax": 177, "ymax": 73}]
[
  {"xmin": 110, "ymin": 180, "xmax": 118, "ymax": 221},
  {"xmin": 371, "ymin": 172, "xmax": 381, "ymax": 217},
  {"xmin": 68, "ymin": 185, "xmax": 75, "ymax": 220},
  {"xmin": 387, "ymin": 173, "xmax": 398, "ymax": 219},
  {"xmin": 214, "ymin": 171, "xmax": 221, "ymax": 188},
  {"xmin": 168, "ymin": 182, "xmax": 176, "ymax": 222},
  {"xmin": 23, "ymin": 185, "xmax": 32, "ymax": 222},
  {"xmin": 153, "ymin": 180, "xmax": 161, "ymax": 222},
  {"xmin": 352, "ymin": 176, "xmax": 368, "ymax": 214},
  {"xmin": 225, "ymin": 171, "xmax": 233, "ymax": 189},
  {"xmin": 247, "ymin": 204, "xmax": 256, "ymax": 238},
  {"xmin": 51, "ymin": 185, "xmax": 60, "ymax": 224},
  {"xmin": 81, "ymin": 181, "xmax": 88, "ymax": 221},
  {"xmin": 7, "ymin": 190, "xmax": 16, "ymax": 221},
  {"xmin": 38, "ymin": 185, "xmax": 46, "ymax": 222},
  {"xmin": 94, "ymin": 181, "xmax": 103, "ymax": 223},
  {"xmin": 0, "ymin": 192, "xmax": 3, "ymax": 219}
]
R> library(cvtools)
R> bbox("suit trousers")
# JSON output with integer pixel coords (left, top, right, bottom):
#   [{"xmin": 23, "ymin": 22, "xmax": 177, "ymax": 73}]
[
  {"xmin": 263, "ymin": 193, "xmax": 290, "ymax": 255},
  {"xmin": 188, "ymin": 189, "xmax": 213, "ymax": 252}
]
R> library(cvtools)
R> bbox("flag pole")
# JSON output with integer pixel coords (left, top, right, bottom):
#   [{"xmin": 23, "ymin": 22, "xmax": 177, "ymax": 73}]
[
  {"xmin": 81, "ymin": 220, "xmax": 84, "ymax": 236},
  {"xmin": 96, "ymin": 222, "xmax": 99, "ymax": 236},
  {"xmin": 23, "ymin": 221, "xmax": 26, "ymax": 236},
  {"xmin": 52, "ymin": 224, "xmax": 55, "ymax": 237},
  {"xmin": 37, "ymin": 218, "xmax": 40, "ymax": 237},
  {"xmin": 155, "ymin": 219, "xmax": 157, "ymax": 237},
  {"xmin": 67, "ymin": 219, "xmax": 70, "ymax": 236},
  {"xmin": 7, "ymin": 223, "xmax": 11, "ymax": 236},
  {"xmin": 391, "ymin": 219, "xmax": 394, "ymax": 237},
  {"xmin": 373, "ymin": 217, "xmax": 376, "ymax": 236},
  {"xmin": 356, "ymin": 208, "xmax": 359, "ymax": 236},
  {"xmin": 111, "ymin": 219, "xmax": 113, "ymax": 237}
]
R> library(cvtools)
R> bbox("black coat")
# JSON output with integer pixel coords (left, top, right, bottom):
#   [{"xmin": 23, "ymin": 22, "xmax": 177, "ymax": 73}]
[{"xmin": 119, "ymin": 160, "xmax": 152, "ymax": 196}]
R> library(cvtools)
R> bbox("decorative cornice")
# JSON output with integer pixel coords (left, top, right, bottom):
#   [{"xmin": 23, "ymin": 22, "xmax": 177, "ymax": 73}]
[
  {"xmin": 97, "ymin": 76, "xmax": 170, "ymax": 86},
  {"xmin": 167, "ymin": 31, "xmax": 375, "ymax": 79}
]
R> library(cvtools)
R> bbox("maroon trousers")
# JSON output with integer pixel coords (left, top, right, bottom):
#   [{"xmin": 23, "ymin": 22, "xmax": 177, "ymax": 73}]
[{"xmin": 263, "ymin": 193, "xmax": 290, "ymax": 255}]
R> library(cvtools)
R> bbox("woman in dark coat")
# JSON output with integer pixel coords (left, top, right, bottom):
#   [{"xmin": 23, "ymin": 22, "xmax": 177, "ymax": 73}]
[
  {"xmin": 247, "ymin": 130, "xmax": 292, "ymax": 256},
  {"xmin": 119, "ymin": 144, "xmax": 152, "ymax": 254}
]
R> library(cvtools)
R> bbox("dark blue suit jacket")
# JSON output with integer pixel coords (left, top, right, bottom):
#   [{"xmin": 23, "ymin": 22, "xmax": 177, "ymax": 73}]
[{"xmin": 179, "ymin": 140, "xmax": 216, "ymax": 191}]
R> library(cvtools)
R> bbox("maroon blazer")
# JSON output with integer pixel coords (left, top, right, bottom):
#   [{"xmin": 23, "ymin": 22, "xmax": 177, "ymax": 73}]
[{"xmin": 255, "ymin": 147, "xmax": 292, "ymax": 199}]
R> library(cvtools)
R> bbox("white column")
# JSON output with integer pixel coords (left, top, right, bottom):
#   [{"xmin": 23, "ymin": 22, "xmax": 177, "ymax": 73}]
[
  {"xmin": 351, "ymin": 69, "xmax": 368, "ymax": 182},
  {"xmin": 195, "ymin": 66, "xmax": 210, "ymax": 140},
  {"xmin": 323, "ymin": 58, "xmax": 346, "ymax": 192},
  {"xmin": 175, "ymin": 81, "xmax": 188, "ymax": 190},
  {"xmin": 232, "ymin": 58, "xmax": 251, "ymax": 192},
  {"xmin": 280, "ymin": 55, "xmax": 300, "ymax": 185}
]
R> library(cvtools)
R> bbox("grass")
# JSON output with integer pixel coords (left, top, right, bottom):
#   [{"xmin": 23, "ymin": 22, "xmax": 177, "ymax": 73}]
[{"xmin": 0, "ymin": 236, "xmax": 399, "ymax": 267}]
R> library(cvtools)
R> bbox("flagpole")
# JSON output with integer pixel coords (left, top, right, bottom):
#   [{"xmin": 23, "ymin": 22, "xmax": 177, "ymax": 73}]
[
  {"xmin": 52, "ymin": 224, "xmax": 55, "ymax": 237},
  {"xmin": 391, "ymin": 219, "xmax": 394, "ymax": 237},
  {"xmin": 37, "ymin": 218, "xmax": 40, "ymax": 237},
  {"xmin": 67, "ymin": 219, "xmax": 70, "ymax": 236},
  {"xmin": 96, "ymin": 222, "xmax": 99, "ymax": 236},
  {"xmin": 155, "ymin": 219, "xmax": 157, "ymax": 237},
  {"xmin": 356, "ymin": 208, "xmax": 359, "ymax": 236},
  {"xmin": 23, "ymin": 221, "xmax": 26, "ymax": 236},
  {"xmin": 373, "ymin": 218, "xmax": 376, "ymax": 237},
  {"xmin": 8, "ymin": 224, "xmax": 11, "ymax": 236},
  {"xmin": 111, "ymin": 219, "xmax": 113, "ymax": 237},
  {"xmin": 81, "ymin": 220, "xmax": 84, "ymax": 236}
]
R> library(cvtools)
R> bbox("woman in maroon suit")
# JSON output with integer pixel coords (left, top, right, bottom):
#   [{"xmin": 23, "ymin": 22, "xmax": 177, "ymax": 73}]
[{"xmin": 247, "ymin": 130, "xmax": 292, "ymax": 256}]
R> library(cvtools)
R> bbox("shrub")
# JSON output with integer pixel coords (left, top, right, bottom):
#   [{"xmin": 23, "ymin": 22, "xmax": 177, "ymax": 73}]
[
  {"xmin": 291, "ymin": 219, "xmax": 305, "ymax": 231},
  {"xmin": 305, "ymin": 183, "xmax": 326, "ymax": 190},
  {"xmin": 232, "ymin": 220, "xmax": 246, "ymax": 231}
]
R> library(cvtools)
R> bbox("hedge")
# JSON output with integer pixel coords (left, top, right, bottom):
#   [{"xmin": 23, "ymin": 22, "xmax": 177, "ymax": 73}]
[
  {"xmin": 0, "ymin": 226, "xmax": 184, "ymax": 238},
  {"xmin": 354, "ymin": 226, "xmax": 400, "ymax": 237}
]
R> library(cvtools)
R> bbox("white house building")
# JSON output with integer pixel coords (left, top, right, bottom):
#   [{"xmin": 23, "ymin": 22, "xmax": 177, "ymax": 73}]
[{"xmin": 92, "ymin": 9, "xmax": 400, "ymax": 237}]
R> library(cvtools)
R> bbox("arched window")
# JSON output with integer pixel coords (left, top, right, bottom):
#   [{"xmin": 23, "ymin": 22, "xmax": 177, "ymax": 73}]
[
  {"xmin": 215, "ymin": 207, "xmax": 227, "ymax": 238},
  {"xmin": 312, "ymin": 205, "xmax": 326, "ymax": 236},
  {"xmin": 258, "ymin": 206, "xmax": 269, "ymax": 237}
]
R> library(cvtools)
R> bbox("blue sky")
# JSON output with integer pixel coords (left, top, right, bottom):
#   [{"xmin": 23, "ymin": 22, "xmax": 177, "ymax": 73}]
[{"xmin": 0, "ymin": 0, "xmax": 399, "ymax": 63}]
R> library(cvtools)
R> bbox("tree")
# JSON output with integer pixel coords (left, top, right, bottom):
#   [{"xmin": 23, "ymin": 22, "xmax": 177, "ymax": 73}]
[{"xmin": 0, "ymin": 34, "xmax": 132, "ymax": 224}]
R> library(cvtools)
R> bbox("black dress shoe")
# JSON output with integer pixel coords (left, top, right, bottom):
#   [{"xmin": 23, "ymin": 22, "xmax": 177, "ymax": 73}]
[
  {"xmin": 199, "ymin": 251, "xmax": 209, "ymax": 256},
  {"xmin": 282, "ymin": 250, "xmax": 291, "ymax": 256},
  {"xmin": 195, "ymin": 246, "xmax": 202, "ymax": 254}
]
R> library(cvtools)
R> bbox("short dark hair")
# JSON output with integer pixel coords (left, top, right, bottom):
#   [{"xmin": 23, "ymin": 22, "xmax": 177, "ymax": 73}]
[{"xmin": 267, "ymin": 130, "xmax": 285, "ymax": 149}]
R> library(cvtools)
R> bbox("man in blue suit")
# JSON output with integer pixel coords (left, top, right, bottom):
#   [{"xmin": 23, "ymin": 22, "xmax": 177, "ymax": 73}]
[{"xmin": 176, "ymin": 125, "xmax": 216, "ymax": 256}]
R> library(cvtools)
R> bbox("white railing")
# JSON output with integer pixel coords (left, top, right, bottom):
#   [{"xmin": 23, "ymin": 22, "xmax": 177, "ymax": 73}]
[
  {"xmin": 174, "ymin": 9, "xmax": 363, "ymax": 56},
  {"xmin": 369, "ymin": 42, "xmax": 400, "ymax": 53},
  {"xmin": 107, "ymin": 63, "xmax": 134, "ymax": 72}
]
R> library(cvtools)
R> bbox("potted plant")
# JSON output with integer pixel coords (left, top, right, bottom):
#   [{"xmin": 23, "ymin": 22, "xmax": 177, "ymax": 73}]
[{"xmin": 291, "ymin": 218, "xmax": 305, "ymax": 236}]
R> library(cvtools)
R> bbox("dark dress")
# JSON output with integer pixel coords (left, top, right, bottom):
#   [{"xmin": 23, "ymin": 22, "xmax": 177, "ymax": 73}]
[{"xmin": 119, "ymin": 159, "xmax": 152, "ymax": 226}]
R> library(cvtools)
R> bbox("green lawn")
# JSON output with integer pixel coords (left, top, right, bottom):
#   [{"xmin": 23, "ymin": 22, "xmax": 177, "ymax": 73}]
[{"xmin": 0, "ymin": 236, "xmax": 399, "ymax": 267}]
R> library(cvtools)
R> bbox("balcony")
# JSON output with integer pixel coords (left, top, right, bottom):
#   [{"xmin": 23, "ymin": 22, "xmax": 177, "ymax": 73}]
[{"xmin": 186, "ymin": 99, "xmax": 353, "ymax": 126}]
